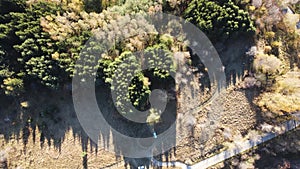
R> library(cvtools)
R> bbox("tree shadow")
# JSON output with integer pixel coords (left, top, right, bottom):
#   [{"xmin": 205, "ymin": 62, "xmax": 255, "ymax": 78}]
[
  {"xmin": 215, "ymin": 35, "xmax": 254, "ymax": 87},
  {"xmin": 0, "ymin": 72, "xmax": 178, "ymax": 169},
  {"xmin": 95, "ymin": 76, "xmax": 177, "ymax": 169},
  {"xmin": 0, "ymin": 83, "xmax": 97, "ymax": 169},
  {"xmin": 217, "ymin": 34, "xmax": 265, "ymax": 134}
]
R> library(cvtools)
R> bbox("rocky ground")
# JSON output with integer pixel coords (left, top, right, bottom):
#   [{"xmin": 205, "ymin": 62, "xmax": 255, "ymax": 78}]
[{"xmin": 174, "ymin": 86, "xmax": 262, "ymax": 165}]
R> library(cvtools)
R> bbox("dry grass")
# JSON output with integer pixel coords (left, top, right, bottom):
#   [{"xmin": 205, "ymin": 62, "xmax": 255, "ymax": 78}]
[{"xmin": 256, "ymin": 71, "xmax": 300, "ymax": 114}]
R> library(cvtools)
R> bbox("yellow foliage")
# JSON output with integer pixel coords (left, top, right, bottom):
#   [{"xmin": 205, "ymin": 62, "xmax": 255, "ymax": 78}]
[
  {"xmin": 21, "ymin": 101, "xmax": 29, "ymax": 108},
  {"xmin": 259, "ymin": 6, "xmax": 267, "ymax": 15},
  {"xmin": 258, "ymin": 93, "xmax": 300, "ymax": 114},
  {"xmin": 3, "ymin": 78, "xmax": 11, "ymax": 85},
  {"xmin": 146, "ymin": 108, "xmax": 160, "ymax": 125},
  {"xmin": 264, "ymin": 45, "xmax": 272, "ymax": 53},
  {"xmin": 257, "ymin": 71, "xmax": 300, "ymax": 114},
  {"xmin": 143, "ymin": 77, "xmax": 150, "ymax": 87},
  {"xmin": 271, "ymin": 41, "xmax": 282, "ymax": 48},
  {"xmin": 45, "ymin": 15, "xmax": 53, "ymax": 21},
  {"xmin": 265, "ymin": 31, "xmax": 275, "ymax": 39},
  {"xmin": 1, "ymin": 78, "xmax": 24, "ymax": 96},
  {"xmin": 6, "ymin": 86, "xmax": 13, "ymax": 91},
  {"xmin": 249, "ymin": 5, "xmax": 256, "ymax": 11},
  {"xmin": 51, "ymin": 52, "xmax": 60, "ymax": 60}
]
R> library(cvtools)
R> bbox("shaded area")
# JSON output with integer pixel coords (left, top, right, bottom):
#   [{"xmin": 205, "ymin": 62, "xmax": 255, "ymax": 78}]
[
  {"xmin": 215, "ymin": 35, "xmax": 255, "ymax": 87},
  {"xmin": 0, "ymin": 78, "xmax": 177, "ymax": 168},
  {"xmin": 95, "ymin": 75, "xmax": 177, "ymax": 169},
  {"xmin": 0, "ymin": 83, "xmax": 95, "ymax": 169},
  {"xmin": 254, "ymin": 127, "xmax": 300, "ymax": 169},
  {"xmin": 216, "ymin": 127, "xmax": 300, "ymax": 169}
]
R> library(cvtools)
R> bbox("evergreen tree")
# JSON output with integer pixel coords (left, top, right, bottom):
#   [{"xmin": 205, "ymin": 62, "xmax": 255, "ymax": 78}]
[
  {"xmin": 0, "ymin": 1, "xmax": 65, "ymax": 92},
  {"xmin": 184, "ymin": 0, "xmax": 255, "ymax": 41}
]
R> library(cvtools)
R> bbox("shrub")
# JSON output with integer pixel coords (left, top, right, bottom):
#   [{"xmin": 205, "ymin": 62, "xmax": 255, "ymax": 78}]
[
  {"xmin": 271, "ymin": 41, "xmax": 282, "ymax": 48},
  {"xmin": 264, "ymin": 31, "xmax": 275, "ymax": 39},
  {"xmin": 256, "ymin": 71, "xmax": 300, "ymax": 114},
  {"xmin": 253, "ymin": 53, "xmax": 282, "ymax": 75},
  {"xmin": 146, "ymin": 108, "xmax": 161, "ymax": 125},
  {"xmin": 1, "ymin": 77, "xmax": 24, "ymax": 96}
]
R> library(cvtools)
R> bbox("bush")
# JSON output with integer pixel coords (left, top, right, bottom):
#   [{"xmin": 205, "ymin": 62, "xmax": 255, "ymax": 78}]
[
  {"xmin": 256, "ymin": 71, "xmax": 300, "ymax": 114},
  {"xmin": 146, "ymin": 108, "xmax": 160, "ymax": 125},
  {"xmin": 253, "ymin": 53, "xmax": 282, "ymax": 75},
  {"xmin": 1, "ymin": 77, "xmax": 24, "ymax": 96}
]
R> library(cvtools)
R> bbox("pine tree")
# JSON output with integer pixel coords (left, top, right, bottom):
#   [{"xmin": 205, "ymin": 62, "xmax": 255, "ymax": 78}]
[
  {"xmin": 0, "ymin": 0, "xmax": 65, "ymax": 92},
  {"xmin": 184, "ymin": 0, "xmax": 255, "ymax": 41}
]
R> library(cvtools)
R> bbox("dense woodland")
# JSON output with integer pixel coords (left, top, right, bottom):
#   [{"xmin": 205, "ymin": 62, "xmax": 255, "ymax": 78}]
[{"xmin": 0, "ymin": 0, "xmax": 300, "ymax": 118}]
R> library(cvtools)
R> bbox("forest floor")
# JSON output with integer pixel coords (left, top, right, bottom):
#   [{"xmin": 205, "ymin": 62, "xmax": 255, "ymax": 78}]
[{"xmin": 2, "ymin": 78, "xmax": 297, "ymax": 169}]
